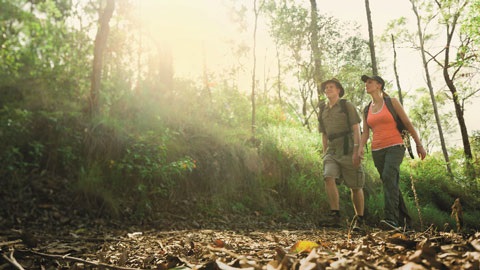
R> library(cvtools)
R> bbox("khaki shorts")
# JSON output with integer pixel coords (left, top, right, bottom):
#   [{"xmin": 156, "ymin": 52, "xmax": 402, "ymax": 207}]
[{"xmin": 323, "ymin": 154, "xmax": 365, "ymax": 189}]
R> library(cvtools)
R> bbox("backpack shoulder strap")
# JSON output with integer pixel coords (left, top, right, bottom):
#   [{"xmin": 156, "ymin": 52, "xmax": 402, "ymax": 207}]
[
  {"xmin": 363, "ymin": 101, "xmax": 372, "ymax": 127},
  {"xmin": 339, "ymin": 99, "xmax": 347, "ymax": 112},
  {"xmin": 384, "ymin": 97, "xmax": 398, "ymax": 121},
  {"xmin": 319, "ymin": 99, "xmax": 351, "ymax": 132},
  {"xmin": 339, "ymin": 99, "xmax": 351, "ymax": 131},
  {"xmin": 384, "ymin": 97, "xmax": 415, "ymax": 158}
]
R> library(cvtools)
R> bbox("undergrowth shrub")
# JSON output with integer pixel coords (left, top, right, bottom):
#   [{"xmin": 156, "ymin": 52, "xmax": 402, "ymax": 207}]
[
  {"xmin": 365, "ymin": 188, "xmax": 384, "ymax": 224},
  {"xmin": 401, "ymin": 155, "xmax": 480, "ymax": 230},
  {"xmin": 419, "ymin": 203, "xmax": 452, "ymax": 229},
  {"xmin": 0, "ymin": 107, "xmax": 84, "ymax": 180},
  {"xmin": 257, "ymin": 125, "xmax": 325, "ymax": 214},
  {"xmin": 0, "ymin": 107, "xmax": 36, "ymax": 179}
]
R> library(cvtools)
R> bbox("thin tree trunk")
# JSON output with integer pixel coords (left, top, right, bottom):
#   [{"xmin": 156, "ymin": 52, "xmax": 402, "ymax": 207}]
[
  {"xmin": 135, "ymin": 0, "xmax": 142, "ymax": 95},
  {"xmin": 443, "ymin": 28, "xmax": 472, "ymax": 162},
  {"xmin": 410, "ymin": 0, "xmax": 453, "ymax": 177},
  {"xmin": 275, "ymin": 44, "xmax": 282, "ymax": 105},
  {"xmin": 391, "ymin": 35, "xmax": 404, "ymax": 105},
  {"xmin": 364, "ymin": 0, "xmax": 378, "ymax": 75},
  {"xmin": 251, "ymin": 0, "xmax": 259, "ymax": 139},
  {"xmin": 263, "ymin": 49, "xmax": 268, "ymax": 100},
  {"xmin": 309, "ymin": 0, "xmax": 323, "ymax": 102},
  {"xmin": 90, "ymin": 0, "xmax": 115, "ymax": 117}
]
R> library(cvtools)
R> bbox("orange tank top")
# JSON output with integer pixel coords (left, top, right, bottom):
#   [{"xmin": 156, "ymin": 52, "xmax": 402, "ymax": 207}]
[{"xmin": 367, "ymin": 102, "xmax": 404, "ymax": 150}]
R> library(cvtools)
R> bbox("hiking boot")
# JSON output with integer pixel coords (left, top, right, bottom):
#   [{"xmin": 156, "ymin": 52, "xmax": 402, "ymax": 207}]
[
  {"xmin": 319, "ymin": 212, "xmax": 342, "ymax": 228},
  {"xmin": 351, "ymin": 215, "xmax": 365, "ymax": 233},
  {"xmin": 379, "ymin": 219, "xmax": 401, "ymax": 231}
]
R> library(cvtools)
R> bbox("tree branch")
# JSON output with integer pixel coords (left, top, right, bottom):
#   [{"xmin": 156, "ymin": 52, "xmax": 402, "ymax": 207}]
[{"xmin": 425, "ymin": 49, "xmax": 445, "ymax": 67}]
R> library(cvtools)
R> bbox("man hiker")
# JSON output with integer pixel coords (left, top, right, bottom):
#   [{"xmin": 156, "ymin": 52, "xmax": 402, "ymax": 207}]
[{"xmin": 318, "ymin": 78, "xmax": 365, "ymax": 231}]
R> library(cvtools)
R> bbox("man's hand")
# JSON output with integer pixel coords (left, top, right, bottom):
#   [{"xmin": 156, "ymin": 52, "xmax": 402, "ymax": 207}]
[{"xmin": 352, "ymin": 152, "xmax": 361, "ymax": 168}]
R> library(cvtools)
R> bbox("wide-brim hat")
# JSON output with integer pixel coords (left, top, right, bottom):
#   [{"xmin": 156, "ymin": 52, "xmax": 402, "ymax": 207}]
[
  {"xmin": 361, "ymin": 75, "xmax": 385, "ymax": 90},
  {"xmin": 321, "ymin": 78, "xmax": 345, "ymax": 97}
]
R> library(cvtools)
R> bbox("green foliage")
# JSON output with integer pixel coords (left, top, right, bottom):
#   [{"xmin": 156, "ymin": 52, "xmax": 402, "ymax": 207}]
[
  {"xmin": 400, "ymin": 156, "xmax": 480, "ymax": 229},
  {"xmin": 419, "ymin": 203, "xmax": 453, "ymax": 229},
  {"xmin": 258, "ymin": 125, "xmax": 325, "ymax": 213},
  {"xmin": 75, "ymin": 163, "xmax": 120, "ymax": 217},
  {"xmin": 365, "ymin": 190, "xmax": 384, "ymax": 224},
  {"xmin": 0, "ymin": 107, "xmax": 35, "ymax": 178}
]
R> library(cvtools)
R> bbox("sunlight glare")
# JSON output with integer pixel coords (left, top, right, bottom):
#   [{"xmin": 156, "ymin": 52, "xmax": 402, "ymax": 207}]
[{"xmin": 138, "ymin": 0, "xmax": 235, "ymax": 78}]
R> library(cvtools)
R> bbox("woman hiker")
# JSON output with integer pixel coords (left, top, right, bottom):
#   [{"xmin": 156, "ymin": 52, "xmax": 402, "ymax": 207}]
[{"xmin": 358, "ymin": 74, "xmax": 427, "ymax": 230}]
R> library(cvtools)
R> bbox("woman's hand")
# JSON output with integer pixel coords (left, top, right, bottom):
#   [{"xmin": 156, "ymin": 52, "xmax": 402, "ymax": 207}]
[{"xmin": 416, "ymin": 144, "xmax": 427, "ymax": 160}]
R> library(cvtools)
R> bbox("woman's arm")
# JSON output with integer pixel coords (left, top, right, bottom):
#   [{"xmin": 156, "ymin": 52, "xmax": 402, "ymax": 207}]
[{"xmin": 391, "ymin": 98, "xmax": 427, "ymax": 159}]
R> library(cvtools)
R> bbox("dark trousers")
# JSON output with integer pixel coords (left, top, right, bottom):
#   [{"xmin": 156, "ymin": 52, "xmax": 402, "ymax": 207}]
[{"xmin": 372, "ymin": 145, "xmax": 411, "ymax": 227}]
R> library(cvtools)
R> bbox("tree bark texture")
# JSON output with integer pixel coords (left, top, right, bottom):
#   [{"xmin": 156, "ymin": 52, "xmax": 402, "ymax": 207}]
[
  {"xmin": 434, "ymin": 0, "xmax": 474, "ymax": 170},
  {"xmin": 410, "ymin": 0, "xmax": 453, "ymax": 177},
  {"xmin": 90, "ymin": 0, "xmax": 115, "ymax": 117},
  {"xmin": 391, "ymin": 35, "xmax": 404, "ymax": 105},
  {"xmin": 364, "ymin": 0, "xmax": 378, "ymax": 76},
  {"xmin": 251, "ymin": 0, "xmax": 259, "ymax": 139},
  {"xmin": 309, "ymin": 0, "xmax": 323, "ymax": 102}
]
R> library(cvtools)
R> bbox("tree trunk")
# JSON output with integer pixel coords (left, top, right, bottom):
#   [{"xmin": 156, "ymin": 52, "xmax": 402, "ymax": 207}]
[
  {"xmin": 391, "ymin": 35, "xmax": 404, "ymax": 105},
  {"xmin": 443, "ymin": 46, "xmax": 472, "ymax": 162},
  {"xmin": 364, "ymin": 0, "xmax": 378, "ymax": 75},
  {"xmin": 90, "ymin": 0, "xmax": 115, "ymax": 117},
  {"xmin": 251, "ymin": 0, "xmax": 260, "ymax": 139},
  {"xmin": 309, "ymin": 0, "xmax": 323, "ymax": 102},
  {"xmin": 433, "ymin": 0, "xmax": 475, "ymax": 179},
  {"xmin": 410, "ymin": 0, "xmax": 453, "ymax": 177},
  {"xmin": 275, "ymin": 44, "xmax": 283, "ymax": 105}
]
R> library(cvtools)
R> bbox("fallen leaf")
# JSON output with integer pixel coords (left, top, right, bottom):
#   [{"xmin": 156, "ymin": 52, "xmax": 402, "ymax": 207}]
[
  {"xmin": 289, "ymin": 241, "xmax": 319, "ymax": 253},
  {"xmin": 470, "ymin": 239, "xmax": 480, "ymax": 252},
  {"xmin": 213, "ymin": 239, "xmax": 225, "ymax": 248}
]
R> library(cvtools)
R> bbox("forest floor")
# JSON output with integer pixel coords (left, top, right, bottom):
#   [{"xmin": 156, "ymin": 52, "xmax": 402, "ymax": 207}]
[
  {"xmin": 2, "ymin": 213, "xmax": 480, "ymax": 269},
  {"xmin": 1, "ymin": 177, "xmax": 480, "ymax": 269}
]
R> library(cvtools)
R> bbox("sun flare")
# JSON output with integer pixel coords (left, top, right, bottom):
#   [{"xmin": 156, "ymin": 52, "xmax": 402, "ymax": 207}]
[{"xmin": 137, "ymin": 0, "xmax": 236, "ymax": 78}]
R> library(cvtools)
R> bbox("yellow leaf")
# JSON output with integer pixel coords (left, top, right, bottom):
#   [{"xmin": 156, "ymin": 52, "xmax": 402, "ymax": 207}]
[
  {"xmin": 289, "ymin": 240, "xmax": 319, "ymax": 253},
  {"xmin": 391, "ymin": 232, "xmax": 407, "ymax": 240}
]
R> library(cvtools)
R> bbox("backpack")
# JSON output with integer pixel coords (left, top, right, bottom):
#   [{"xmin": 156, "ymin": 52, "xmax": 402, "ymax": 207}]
[
  {"xmin": 363, "ymin": 97, "xmax": 414, "ymax": 159},
  {"xmin": 319, "ymin": 99, "xmax": 351, "ymax": 155}
]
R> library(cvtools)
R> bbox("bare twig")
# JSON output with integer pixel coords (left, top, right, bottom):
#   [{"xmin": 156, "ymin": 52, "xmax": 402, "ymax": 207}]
[
  {"xmin": 410, "ymin": 172, "xmax": 424, "ymax": 230},
  {"xmin": 1, "ymin": 251, "xmax": 25, "ymax": 270},
  {"xmin": 16, "ymin": 249, "xmax": 143, "ymax": 270},
  {"xmin": 207, "ymin": 246, "xmax": 262, "ymax": 270},
  {"xmin": 0, "ymin": 240, "xmax": 22, "ymax": 247}
]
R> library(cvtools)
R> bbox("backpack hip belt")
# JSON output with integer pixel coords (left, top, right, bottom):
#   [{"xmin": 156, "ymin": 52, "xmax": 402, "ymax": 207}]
[
  {"xmin": 327, "ymin": 131, "xmax": 352, "ymax": 155},
  {"xmin": 327, "ymin": 131, "xmax": 351, "ymax": 141}
]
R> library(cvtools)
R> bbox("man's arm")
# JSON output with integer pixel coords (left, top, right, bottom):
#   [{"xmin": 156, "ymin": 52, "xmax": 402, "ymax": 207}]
[
  {"xmin": 352, "ymin": 123, "xmax": 361, "ymax": 167},
  {"xmin": 322, "ymin": 132, "xmax": 328, "ymax": 155},
  {"xmin": 358, "ymin": 113, "xmax": 370, "ymax": 160}
]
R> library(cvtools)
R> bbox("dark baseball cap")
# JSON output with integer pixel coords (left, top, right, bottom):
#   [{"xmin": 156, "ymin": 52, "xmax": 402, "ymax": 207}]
[
  {"xmin": 361, "ymin": 75, "xmax": 385, "ymax": 90},
  {"xmin": 321, "ymin": 78, "xmax": 345, "ymax": 97}
]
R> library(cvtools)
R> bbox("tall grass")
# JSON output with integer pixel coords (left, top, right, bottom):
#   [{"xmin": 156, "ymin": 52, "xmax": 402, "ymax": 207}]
[{"xmin": 258, "ymin": 125, "xmax": 324, "ymax": 213}]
